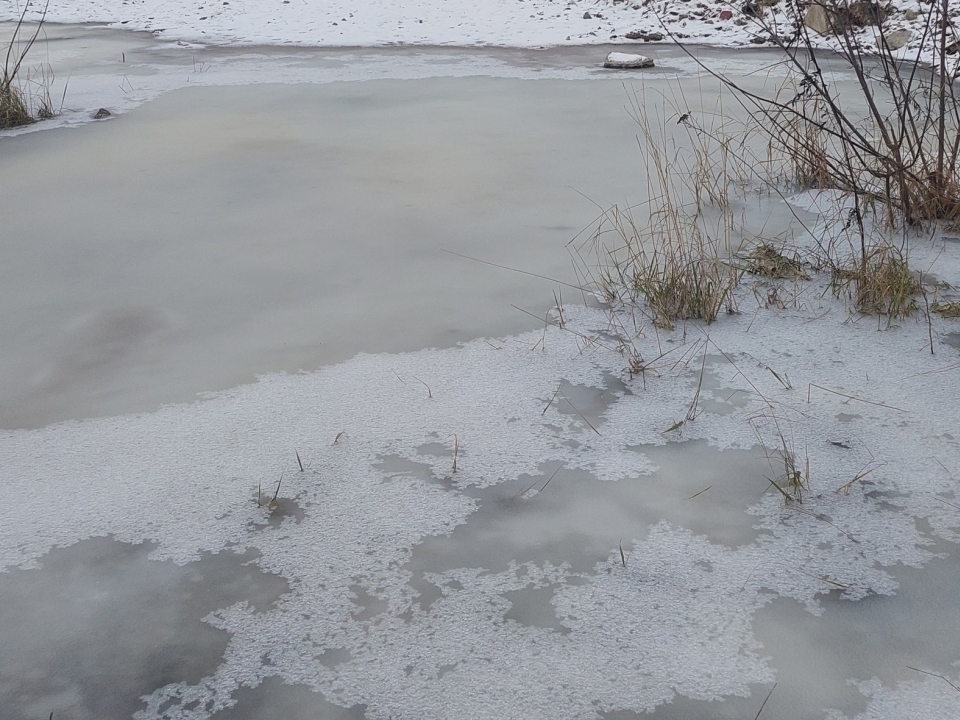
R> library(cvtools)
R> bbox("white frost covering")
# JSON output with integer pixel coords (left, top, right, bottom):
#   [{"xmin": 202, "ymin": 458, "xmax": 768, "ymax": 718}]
[
  {"xmin": 0, "ymin": 0, "xmax": 943, "ymax": 63},
  {"xmin": 2, "ymin": 201, "xmax": 960, "ymax": 716},
  {"xmin": 826, "ymin": 675, "xmax": 960, "ymax": 720}
]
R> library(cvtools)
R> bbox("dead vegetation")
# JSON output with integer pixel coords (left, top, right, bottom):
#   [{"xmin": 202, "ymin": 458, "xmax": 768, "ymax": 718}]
[
  {"xmin": 704, "ymin": 0, "xmax": 960, "ymax": 227},
  {"xmin": 596, "ymin": 205, "xmax": 739, "ymax": 329},
  {"xmin": 742, "ymin": 242, "xmax": 810, "ymax": 280},
  {"xmin": 931, "ymin": 300, "xmax": 960, "ymax": 318},
  {"xmin": 584, "ymin": 90, "xmax": 748, "ymax": 330},
  {"xmin": 592, "ymin": 0, "xmax": 960, "ymax": 337},
  {"xmin": 590, "ymin": 0, "xmax": 960, "ymax": 331},
  {"xmin": 830, "ymin": 244, "xmax": 921, "ymax": 319},
  {"xmin": 2, "ymin": 1, "xmax": 57, "ymax": 130}
]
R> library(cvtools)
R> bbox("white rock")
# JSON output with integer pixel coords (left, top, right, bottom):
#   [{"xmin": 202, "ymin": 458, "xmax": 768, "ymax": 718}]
[
  {"xmin": 804, "ymin": 3, "xmax": 833, "ymax": 36},
  {"xmin": 880, "ymin": 29, "xmax": 911, "ymax": 51},
  {"xmin": 603, "ymin": 52, "xmax": 654, "ymax": 69}
]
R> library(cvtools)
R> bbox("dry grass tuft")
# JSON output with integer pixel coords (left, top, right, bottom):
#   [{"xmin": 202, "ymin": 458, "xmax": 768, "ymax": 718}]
[
  {"xmin": 743, "ymin": 242, "xmax": 809, "ymax": 280},
  {"xmin": 769, "ymin": 443, "xmax": 808, "ymax": 503},
  {"xmin": 751, "ymin": 413, "xmax": 809, "ymax": 504},
  {"xmin": 907, "ymin": 172, "xmax": 960, "ymax": 226},
  {"xmin": 598, "ymin": 206, "xmax": 739, "ymax": 330},
  {"xmin": 587, "ymin": 88, "xmax": 746, "ymax": 330},
  {"xmin": 2, "ymin": 1, "xmax": 54, "ymax": 130},
  {"xmin": 628, "ymin": 250, "xmax": 735, "ymax": 329},
  {"xmin": 832, "ymin": 245, "xmax": 920, "ymax": 319},
  {"xmin": 786, "ymin": 103, "xmax": 834, "ymax": 191},
  {"xmin": 931, "ymin": 300, "xmax": 960, "ymax": 318},
  {"xmin": 0, "ymin": 82, "xmax": 33, "ymax": 128}
]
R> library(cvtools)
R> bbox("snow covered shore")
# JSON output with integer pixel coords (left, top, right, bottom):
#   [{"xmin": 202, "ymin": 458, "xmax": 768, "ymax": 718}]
[{"xmin": 0, "ymin": 0, "xmax": 941, "ymax": 59}]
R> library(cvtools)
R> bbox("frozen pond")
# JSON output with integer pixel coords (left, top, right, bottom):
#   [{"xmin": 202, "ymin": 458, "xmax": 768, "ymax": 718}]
[
  {"xmin": 3, "ymin": 26, "xmax": 960, "ymax": 720},
  {"xmin": 0, "ymin": 43, "xmax": 639, "ymax": 426},
  {"xmin": 0, "ymin": 27, "xmax": 832, "ymax": 427},
  {"xmin": 3, "ymin": 74, "xmax": 629, "ymax": 427},
  {"xmin": 0, "ymin": 24, "xmax": 817, "ymax": 429}
]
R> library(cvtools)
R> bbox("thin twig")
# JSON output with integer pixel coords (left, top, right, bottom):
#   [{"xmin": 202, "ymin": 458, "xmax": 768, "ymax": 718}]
[
  {"xmin": 542, "ymin": 382, "xmax": 562, "ymax": 415},
  {"xmin": 441, "ymin": 249, "xmax": 586, "ymax": 291},
  {"xmin": 753, "ymin": 683, "xmax": 777, "ymax": 720},
  {"xmin": 270, "ymin": 473, "xmax": 284, "ymax": 505},
  {"xmin": 413, "ymin": 376, "xmax": 432, "ymax": 399},
  {"xmin": 807, "ymin": 383, "xmax": 907, "ymax": 412},
  {"xmin": 906, "ymin": 667, "xmax": 960, "ymax": 694},
  {"xmin": 560, "ymin": 392, "xmax": 601, "ymax": 435}
]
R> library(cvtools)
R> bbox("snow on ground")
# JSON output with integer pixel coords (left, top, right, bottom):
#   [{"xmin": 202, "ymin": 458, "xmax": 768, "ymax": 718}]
[{"xmin": 0, "ymin": 0, "xmax": 945, "ymax": 62}]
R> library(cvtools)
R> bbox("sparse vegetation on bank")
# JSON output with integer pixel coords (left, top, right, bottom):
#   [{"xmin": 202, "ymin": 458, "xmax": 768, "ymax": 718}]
[
  {"xmin": 695, "ymin": 0, "xmax": 960, "ymax": 232},
  {"xmin": 2, "ymin": 1, "xmax": 56, "ymax": 129},
  {"xmin": 595, "ymin": 206, "xmax": 739, "ymax": 330},
  {"xmin": 588, "ymin": 0, "xmax": 960, "ymax": 331},
  {"xmin": 565, "ymin": 3, "xmax": 960, "ymax": 518}
]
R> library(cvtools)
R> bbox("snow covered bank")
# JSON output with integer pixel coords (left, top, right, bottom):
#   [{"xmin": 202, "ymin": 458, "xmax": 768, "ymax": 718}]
[{"xmin": 0, "ymin": 0, "xmax": 942, "ymax": 58}]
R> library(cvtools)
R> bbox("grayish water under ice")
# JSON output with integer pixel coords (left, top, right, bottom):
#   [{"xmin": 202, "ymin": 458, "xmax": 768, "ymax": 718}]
[
  {"xmin": 1, "ymin": 74, "xmax": 637, "ymax": 427},
  {"xmin": 0, "ymin": 24, "xmax": 828, "ymax": 429},
  {"xmin": 1, "ymin": 538, "xmax": 290, "ymax": 720}
]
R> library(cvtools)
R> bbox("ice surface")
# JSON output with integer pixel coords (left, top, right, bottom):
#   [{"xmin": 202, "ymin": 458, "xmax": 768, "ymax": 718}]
[
  {"xmin": 826, "ymin": 674, "xmax": 960, "ymax": 720},
  {"xmin": 1, "ymin": 24, "xmax": 960, "ymax": 717},
  {"xmin": 2, "ymin": 249, "xmax": 960, "ymax": 717},
  {"xmin": 1, "ymin": 42, "xmax": 859, "ymax": 428},
  {"xmin": 0, "ymin": 71, "xmax": 655, "ymax": 427}
]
